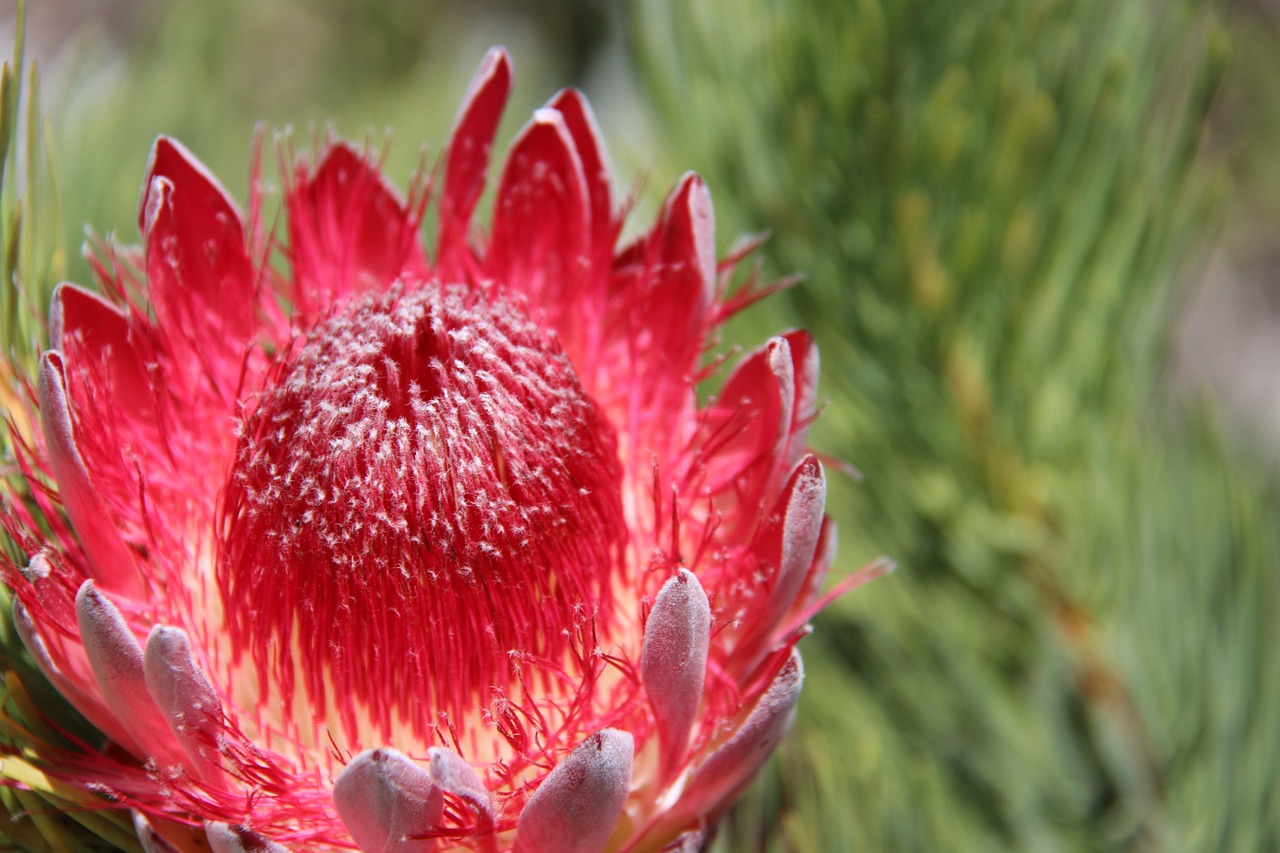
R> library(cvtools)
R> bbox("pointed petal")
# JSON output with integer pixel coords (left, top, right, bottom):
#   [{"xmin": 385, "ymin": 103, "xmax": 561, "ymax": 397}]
[
  {"xmin": 288, "ymin": 143, "xmax": 426, "ymax": 321},
  {"xmin": 548, "ymin": 88, "xmax": 614, "ymax": 254},
  {"xmin": 642, "ymin": 569, "xmax": 711, "ymax": 782},
  {"xmin": 797, "ymin": 516, "xmax": 838, "ymax": 613},
  {"xmin": 49, "ymin": 283, "xmax": 153, "ymax": 415},
  {"xmin": 762, "ymin": 450, "xmax": 824, "ymax": 612},
  {"xmin": 686, "ymin": 650, "xmax": 803, "ymax": 816},
  {"xmin": 206, "ymin": 821, "xmax": 289, "ymax": 853},
  {"xmin": 487, "ymin": 108, "xmax": 590, "ymax": 324},
  {"xmin": 514, "ymin": 729, "xmax": 634, "ymax": 853},
  {"xmin": 76, "ymin": 581, "xmax": 183, "ymax": 765},
  {"xmin": 334, "ymin": 748, "xmax": 444, "ymax": 853},
  {"xmin": 429, "ymin": 746, "xmax": 495, "ymax": 823},
  {"xmin": 140, "ymin": 137, "xmax": 255, "ymax": 401},
  {"xmin": 44, "ymin": 286, "xmax": 174, "ymax": 553},
  {"xmin": 780, "ymin": 329, "xmax": 819, "ymax": 469},
  {"xmin": 663, "ymin": 173, "xmax": 717, "ymax": 308},
  {"xmin": 614, "ymin": 171, "xmax": 716, "ymax": 340},
  {"xmin": 38, "ymin": 352, "xmax": 141, "ymax": 596},
  {"xmin": 437, "ymin": 47, "xmax": 512, "ymax": 277},
  {"xmin": 143, "ymin": 626, "xmax": 225, "ymax": 784},
  {"xmin": 701, "ymin": 335, "xmax": 805, "ymax": 531},
  {"xmin": 139, "ymin": 137, "xmax": 244, "ymax": 233},
  {"xmin": 12, "ymin": 598, "xmax": 141, "ymax": 753},
  {"xmin": 609, "ymin": 174, "xmax": 715, "ymax": 384},
  {"xmin": 758, "ymin": 455, "xmax": 827, "ymax": 631}
]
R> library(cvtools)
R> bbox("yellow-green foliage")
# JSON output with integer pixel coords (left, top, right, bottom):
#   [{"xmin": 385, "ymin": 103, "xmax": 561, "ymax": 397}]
[{"xmin": 637, "ymin": 0, "xmax": 1280, "ymax": 850}]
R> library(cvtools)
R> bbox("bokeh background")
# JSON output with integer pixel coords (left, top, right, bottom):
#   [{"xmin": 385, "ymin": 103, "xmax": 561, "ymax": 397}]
[{"xmin": 4, "ymin": 0, "xmax": 1280, "ymax": 849}]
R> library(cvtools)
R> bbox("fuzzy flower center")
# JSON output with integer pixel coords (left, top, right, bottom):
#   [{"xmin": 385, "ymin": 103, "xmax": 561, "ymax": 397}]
[{"xmin": 219, "ymin": 283, "xmax": 624, "ymax": 747}]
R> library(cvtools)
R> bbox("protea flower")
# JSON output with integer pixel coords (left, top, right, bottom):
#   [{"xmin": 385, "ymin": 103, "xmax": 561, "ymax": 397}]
[{"xmin": 2, "ymin": 49, "xmax": 882, "ymax": 852}]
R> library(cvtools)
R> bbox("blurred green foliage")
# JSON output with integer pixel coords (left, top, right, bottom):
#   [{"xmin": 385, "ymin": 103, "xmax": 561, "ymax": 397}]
[
  {"xmin": 0, "ymin": 8, "xmax": 141, "ymax": 848},
  {"xmin": 636, "ymin": 0, "xmax": 1280, "ymax": 849},
  {"xmin": 1, "ymin": 0, "xmax": 65, "ymax": 375}
]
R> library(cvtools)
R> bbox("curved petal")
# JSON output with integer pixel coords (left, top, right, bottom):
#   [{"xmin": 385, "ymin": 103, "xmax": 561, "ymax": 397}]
[
  {"xmin": 702, "ymin": 336, "xmax": 794, "ymax": 519},
  {"xmin": 727, "ymin": 456, "xmax": 827, "ymax": 668},
  {"xmin": 487, "ymin": 108, "xmax": 590, "ymax": 338},
  {"xmin": 437, "ymin": 47, "xmax": 512, "ymax": 279},
  {"xmin": 50, "ymin": 283, "xmax": 153, "ymax": 416},
  {"xmin": 779, "ymin": 329, "xmax": 819, "ymax": 469},
  {"xmin": 514, "ymin": 729, "xmax": 634, "ymax": 853},
  {"xmin": 755, "ymin": 455, "xmax": 827, "ymax": 632},
  {"xmin": 48, "ymin": 284, "xmax": 171, "ymax": 511},
  {"xmin": 140, "ymin": 137, "xmax": 255, "ymax": 404},
  {"xmin": 547, "ymin": 88, "xmax": 615, "ymax": 262},
  {"xmin": 642, "ymin": 569, "xmax": 711, "ymax": 783},
  {"xmin": 606, "ymin": 171, "xmax": 716, "ymax": 348},
  {"xmin": 38, "ymin": 352, "xmax": 141, "ymax": 596},
  {"xmin": 654, "ymin": 173, "xmax": 717, "ymax": 320},
  {"xmin": 288, "ymin": 143, "xmax": 427, "ymax": 322},
  {"xmin": 76, "ymin": 581, "xmax": 184, "ymax": 765},
  {"xmin": 705, "ymin": 330, "xmax": 819, "ymax": 522},
  {"xmin": 12, "ymin": 598, "xmax": 142, "ymax": 754},
  {"xmin": 334, "ymin": 748, "xmax": 444, "ymax": 853},
  {"xmin": 605, "ymin": 174, "xmax": 716, "ymax": 407},
  {"xmin": 684, "ymin": 650, "xmax": 803, "ymax": 818}
]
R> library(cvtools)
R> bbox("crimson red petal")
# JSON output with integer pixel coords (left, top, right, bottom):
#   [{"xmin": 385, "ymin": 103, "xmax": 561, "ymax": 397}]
[
  {"xmin": 50, "ymin": 283, "xmax": 153, "ymax": 416},
  {"xmin": 743, "ymin": 455, "xmax": 827, "ymax": 654},
  {"xmin": 487, "ymin": 108, "xmax": 591, "ymax": 346},
  {"xmin": 140, "ymin": 137, "xmax": 255, "ymax": 404},
  {"xmin": 437, "ymin": 47, "xmax": 512, "ymax": 280},
  {"xmin": 49, "ymin": 284, "xmax": 171, "ymax": 522},
  {"xmin": 704, "ymin": 336, "xmax": 794, "ymax": 520},
  {"xmin": 684, "ymin": 650, "xmax": 803, "ymax": 819},
  {"xmin": 38, "ymin": 352, "xmax": 141, "ymax": 597},
  {"xmin": 548, "ymin": 88, "xmax": 615, "ymax": 258},
  {"xmin": 288, "ymin": 142, "xmax": 427, "ymax": 323},
  {"xmin": 604, "ymin": 174, "xmax": 715, "ymax": 418},
  {"xmin": 781, "ymin": 329, "xmax": 819, "ymax": 468},
  {"xmin": 705, "ymin": 330, "xmax": 819, "ymax": 525}
]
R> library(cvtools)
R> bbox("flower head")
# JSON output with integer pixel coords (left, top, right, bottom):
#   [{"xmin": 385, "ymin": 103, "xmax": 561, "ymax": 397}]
[{"xmin": 3, "ymin": 49, "xmax": 881, "ymax": 852}]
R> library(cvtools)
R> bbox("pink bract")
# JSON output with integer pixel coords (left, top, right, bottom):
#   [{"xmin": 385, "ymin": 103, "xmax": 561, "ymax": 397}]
[{"xmin": 2, "ymin": 49, "xmax": 877, "ymax": 852}]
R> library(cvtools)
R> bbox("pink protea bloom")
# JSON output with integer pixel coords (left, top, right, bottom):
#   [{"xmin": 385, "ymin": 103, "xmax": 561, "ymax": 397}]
[{"xmin": 3, "ymin": 50, "xmax": 883, "ymax": 852}]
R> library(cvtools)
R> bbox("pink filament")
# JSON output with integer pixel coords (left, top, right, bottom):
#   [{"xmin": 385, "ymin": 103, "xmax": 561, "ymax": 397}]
[{"xmin": 218, "ymin": 282, "xmax": 626, "ymax": 744}]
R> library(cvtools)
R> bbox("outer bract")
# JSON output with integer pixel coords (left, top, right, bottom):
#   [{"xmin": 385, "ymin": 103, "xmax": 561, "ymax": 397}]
[{"xmin": 2, "ymin": 49, "xmax": 873, "ymax": 852}]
